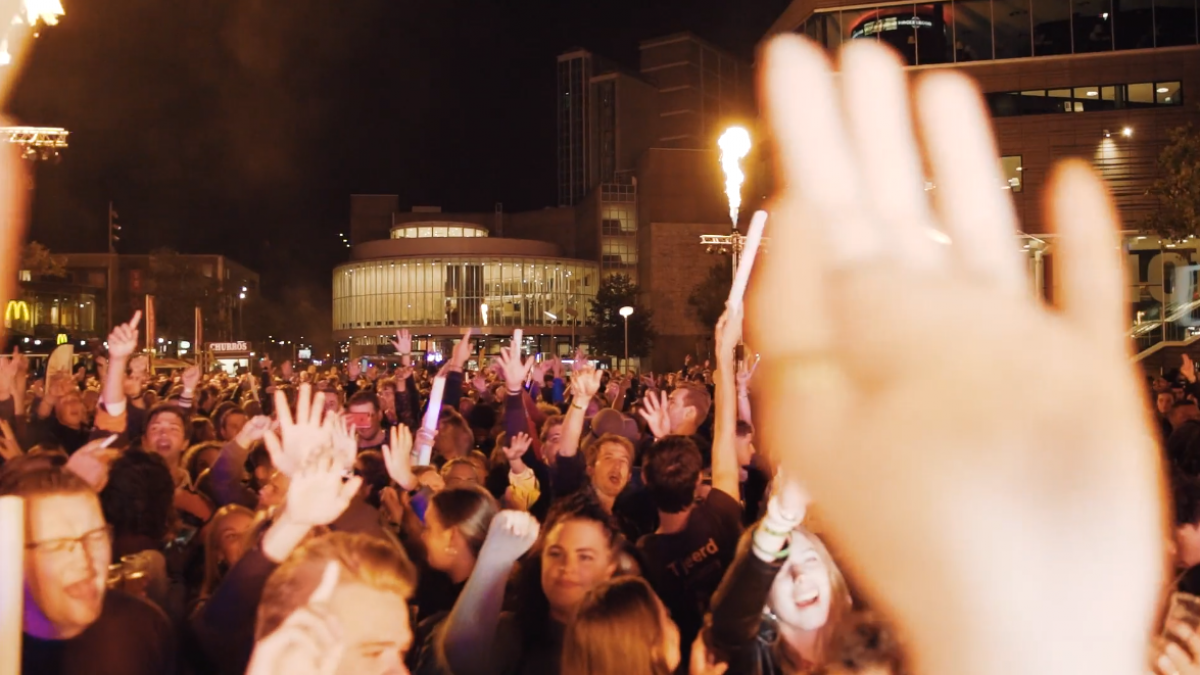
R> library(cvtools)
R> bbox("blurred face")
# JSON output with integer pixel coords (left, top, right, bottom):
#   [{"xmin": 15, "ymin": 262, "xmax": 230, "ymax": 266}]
[
  {"xmin": 56, "ymin": 393, "xmax": 87, "ymax": 429},
  {"xmin": 215, "ymin": 511, "xmax": 254, "ymax": 567},
  {"xmin": 195, "ymin": 447, "xmax": 220, "ymax": 478},
  {"xmin": 444, "ymin": 463, "xmax": 479, "ymax": 488},
  {"xmin": 588, "ymin": 442, "xmax": 632, "ymax": 499},
  {"xmin": 25, "ymin": 493, "xmax": 110, "ymax": 639},
  {"xmin": 221, "ymin": 411, "xmax": 247, "ymax": 441},
  {"xmin": 541, "ymin": 519, "xmax": 617, "ymax": 620},
  {"xmin": 421, "ymin": 505, "xmax": 457, "ymax": 572},
  {"xmin": 347, "ymin": 403, "xmax": 382, "ymax": 439},
  {"xmin": 327, "ymin": 581, "xmax": 413, "ymax": 675},
  {"xmin": 378, "ymin": 387, "xmax": 396, "ymax": 411},
  {"xmin": 767, "ymin": 534, "xmax": 834, "ymax": 631},
  {"xmin": 81, "ymin": 390, "xmax": 100, "ymax": 413},
  {"xmin": 666, "ymin": 389, "xmax": 695, "ymax": 433},
  {"xmin": 144, "ymin": 411, "xmax": 188, "ymax": 466},
  {"xmin": 735, "ymin": 434, "xmax": 755, "ymax": 468},
  {"xmin": 1159, "ymin": 393, "xmax": 1177, "ymax": 415},
  {"xmin": 543, "ymin": 425, "xmax": 564, "ymax": 459}
]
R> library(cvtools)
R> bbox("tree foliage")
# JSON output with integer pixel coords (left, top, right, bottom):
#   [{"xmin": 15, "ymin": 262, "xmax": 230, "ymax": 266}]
[
  {"xmin": 588, "ymin": 274, "xmax": 656, "ymax": 361},
  {"xmin": 687, "ymin": 259, "xmax": 733, "ymax": 330},
  {"xmin": 1146, "ymin": 119, "xmax": 1200, "ymax": 241},
  {"xmin": 21, "ymin": 241, "xmax": 66, "ymax": 278}
]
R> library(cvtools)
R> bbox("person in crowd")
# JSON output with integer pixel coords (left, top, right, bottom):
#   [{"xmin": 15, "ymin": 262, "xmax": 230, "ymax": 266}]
[
  {"xmin": 706, "ymin": 479, "xmax": 851, "ymax": 675},
  {"xmin": 561, "ymin": 576, "xmax": 682, "ymax": 675},
  {"xmin": 246, "ymin": 532, "xmax": 418, "ymax": 675},
  {"xmin": 347, "ymin": 390, "xmax": 388, "ymax": 451},
  {"xmin": 199, "ymin": 504, "xmax": 255, "ymax": 599},
  {"xmin": 183, "ymin": 440, "xmax": 223, "ymax": 486},
  {"xmin": 217, "ymin": 407, "xmax": 248, "ymax": 444},
  {"xmin": 435, "ymin": 493, "xmax": 619, "ymax": 675},
  {"xmin": 2, "ymin": 456, "xmax": 174, "ymax": 675},
  {"xmin": 735, "ymin": 421, "xmax": 771, "ymax": 526}
]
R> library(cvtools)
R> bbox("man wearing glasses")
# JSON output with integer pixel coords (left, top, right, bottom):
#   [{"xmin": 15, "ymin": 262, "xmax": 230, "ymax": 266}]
[{"xmin": 0, "ymin": 456, "xmax": 173, "ymax": 675}]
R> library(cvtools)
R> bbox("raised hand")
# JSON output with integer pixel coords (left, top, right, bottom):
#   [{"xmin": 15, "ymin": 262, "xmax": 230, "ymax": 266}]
[
  {"xmin": 502, "ymin": 432, "xmax": 532, "ymax": 463},
  {"xmin": 382, "ymin": 424, "xmax": 417, "ymax": 491},
  {"xmin": 736, "ymin": 354, "xmax": 759, "ymax": 392},
  {"xmin": 391, "ymin": 329, "xmax": 413, "ymax": 368},
  {"xmin": 107, "ymin": 310, "xmax": 142, "ymax": 360},
  {"xmin": 64, "ymin": 435, "xmax": 120, "ymax": 491},
  {"xmin": 246, "ymin": 561, "xmax": 345, "ymax": 675},
  {"xmin": 263, "ymin": 383, "xmax": 329, "ymax": 478},
  {"xmin": 689, "ymin": 634, "xmax": 729, "ymax": 675},
  {"xmin": 235, "ymin": 415, "xmax": 273, "ymax": 450},
  {"xmin": 477, "ymin": 509, "xmax": 540, "ymax": 565},
  {"xmin": 749, "ymin": 36, "xmax": 1159, "ymax": 675},
  {"xmin": 532, "ymin": 359, "xmax": 551, "ymax": 383},
  {"xmin": 1185, "ymin": 354, "xmax": 1197, "ymax": 384},
  {"xmin": 715, "ymin": 304, "xmax": 743, "ymax": 358},
  {"xmin": 0, "ymin": 418, "xmax": 21, "ymax": 461},
  {"xmin": 181, "ymin": 365, "xmax": 201, "ymax": 392},
  {"xmin": 571, "ymin": 363, "xmax": 603, "ymax": 400},
  {"xmin": 449, "ymin": 327, "xmax": 475, "ymax": 369},
  {"xmin": 278, "ymin": 450, "xmax": 363, "ymax": 528},
  {"xmin": 496, "ymin": 334, "xmax": 534, "ymax": 393},
  {"xmin": 638, "ymin": 390, "xmax": 671, "ymax": 439}
]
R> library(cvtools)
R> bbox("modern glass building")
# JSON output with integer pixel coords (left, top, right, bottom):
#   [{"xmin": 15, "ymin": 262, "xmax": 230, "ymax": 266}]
[{"xmin": 333, "ymin": 220, "xmax": 599, "ymax": 357}]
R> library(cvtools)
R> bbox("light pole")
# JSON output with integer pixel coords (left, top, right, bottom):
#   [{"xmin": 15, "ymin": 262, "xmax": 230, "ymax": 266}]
[
  {"xmin": 565, "ymin": 306, "xmax": 578, "ymax": 350},
  {"xmin": 619, "ymin": 306, "xmax": 633, "ymax": 372},
  {"xmin": 238, "ymin": 289, "xmax": 246, "ymax": 339},
  {"xmin": 545, "ymin": 311, "xmax": 557, "ymax": 356}
]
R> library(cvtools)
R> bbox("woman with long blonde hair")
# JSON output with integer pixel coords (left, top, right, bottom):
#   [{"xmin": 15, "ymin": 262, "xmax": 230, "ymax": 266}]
[{"xmin": 562, "ymin": 577, "xmax": 680, "ymax": 675}]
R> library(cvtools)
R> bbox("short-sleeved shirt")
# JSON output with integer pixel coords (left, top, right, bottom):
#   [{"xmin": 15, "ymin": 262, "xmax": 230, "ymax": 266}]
[
  {"xmin": 23, "ymin": 589, "xmax": 175, "ymax": 675},
  {"xmin": 638, "ymin": 489, "xmax": 743, "ymax": 656}
]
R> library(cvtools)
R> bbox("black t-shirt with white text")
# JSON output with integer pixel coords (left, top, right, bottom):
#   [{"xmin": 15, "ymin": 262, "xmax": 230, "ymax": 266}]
[
  {"xmin": 22, "ymin": 590, "xmax": 175, "ymax": 675},
  {"xmin": 637, "ymin": 488, "xmax": 743, "ymax": 665}
]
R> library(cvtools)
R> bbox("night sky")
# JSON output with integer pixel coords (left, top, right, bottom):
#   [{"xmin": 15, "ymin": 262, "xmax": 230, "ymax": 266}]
[{"xmin": 9, "ymin": 0, "xmax": 790, "ymax": 324}]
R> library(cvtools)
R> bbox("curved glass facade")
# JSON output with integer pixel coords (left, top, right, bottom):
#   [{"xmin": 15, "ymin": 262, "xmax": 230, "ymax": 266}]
[
  {"xmin": 390, "ymin": 223, "xmax": 489, "ymax": 239},
  {"xmin": 799, "ymin": 0, "xmax": 1198, "ymax": 65},
  {"xmin": 333, "ymin": 257, "xmax": 598, "ymax": 332}
]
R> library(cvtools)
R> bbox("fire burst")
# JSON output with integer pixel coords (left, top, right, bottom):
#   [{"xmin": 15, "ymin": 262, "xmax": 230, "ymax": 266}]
[
  {"xmin": 1, "ymin": 0, "xmax": 64, "ymax": 65},
  {"xmin": 717, "ymin": 126, "xmax": 752, "ymax": 226}
]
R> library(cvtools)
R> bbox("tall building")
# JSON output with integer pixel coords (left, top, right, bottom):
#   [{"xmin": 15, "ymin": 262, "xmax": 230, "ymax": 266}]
[
  {"xmin": 638, "ymin": 33, "xmax": 755, "ymax": 149},
  {"xmin": 765, "ymin": 0, "xmax": 1200, "ymax": 363},
  {"xmin": 556, "ymin": 50, "xmax": 659, "ymax": 206}
]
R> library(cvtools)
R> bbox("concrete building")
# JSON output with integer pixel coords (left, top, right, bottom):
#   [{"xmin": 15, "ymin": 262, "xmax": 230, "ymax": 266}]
[
  {"xmin": 6, "ymin": 253, "xmax": 258, "ymax": 350},
  {"xmin": 766, "ymin": 0, "xmax": 1200, "ymax": 362}
]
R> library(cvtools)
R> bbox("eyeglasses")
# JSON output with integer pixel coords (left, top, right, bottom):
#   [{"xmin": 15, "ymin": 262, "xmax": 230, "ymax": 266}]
[{"xmin": 26, "ymin": 526, "xmax": 113, "ymax": 558}]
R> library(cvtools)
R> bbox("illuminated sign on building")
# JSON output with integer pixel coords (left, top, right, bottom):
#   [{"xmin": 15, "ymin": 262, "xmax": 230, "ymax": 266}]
[
  {"xmin": 56, "ymin": 333, "xmax": 68, "ymax": 345},
  {"xmin": 209, "ymin": 341, "xmax": 249, "ymax": 353},
  {"xmin": 5, "ymin": 300, "xmax": 29, "ymax": 323}
]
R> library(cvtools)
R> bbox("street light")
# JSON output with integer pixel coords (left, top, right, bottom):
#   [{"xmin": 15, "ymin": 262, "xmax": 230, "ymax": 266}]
[
  {"xmin": 238, "ymin": 291, "xmax": 246, "ymax": 339},
  {"xmin": 619, "ymin": 306, "xmax": 634, "ymax": 372}
]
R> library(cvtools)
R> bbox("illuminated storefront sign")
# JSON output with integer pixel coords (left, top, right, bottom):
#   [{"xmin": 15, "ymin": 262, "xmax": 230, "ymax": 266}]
[{"xmin": 5, "ymin": 300, "xmax": 29, "ymax": 323}]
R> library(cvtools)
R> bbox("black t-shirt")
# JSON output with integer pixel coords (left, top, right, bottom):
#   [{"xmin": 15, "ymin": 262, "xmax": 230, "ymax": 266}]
[
  {"xmin": 637, "ymin": 488, "xmax": 743, "ymax": 661},
  {"xmin": 22, "ymin": 589, "xmax": 175, "ymax": 675}
]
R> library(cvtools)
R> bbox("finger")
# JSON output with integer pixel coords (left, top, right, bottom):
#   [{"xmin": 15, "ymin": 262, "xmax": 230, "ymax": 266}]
[
  {"xmin": 1164, "ymin": 642, "xmax": 1194, "ymax": 673},
  {"xmin": 761, "ymin": 36, "xmax": 879, "ymax": 265},
  {"xmin": 127, "ymin": 310, "xmax": 142, "ymax": 329},
  {"xmin": 310, "ymin": 391, "xmax": 326, "ymax": 426},
  {"xmin": 263, "ymin": 431, "xmax": 286, "ymax": 470},
  {"xmin": 274, "ymin": 389, "xmax": 294, "ymax": 429},
  {"xmin": 296, "ymin": 382, "xmax": 313, "ymax": 426},
  {"xmin": 1047, "ymin": 160, "xmax": 1128, "ymax": 354},
  {"xmin": 916, "ymin": 71, "xmax": 1023, "ymax": 288},
  {"xmin": 840, "ymin": 41, "xmax": 943, "ymax": 269},
  {"xmin": 1167, "ymin": 621, "xmax": 1200, "ymax": 660}
]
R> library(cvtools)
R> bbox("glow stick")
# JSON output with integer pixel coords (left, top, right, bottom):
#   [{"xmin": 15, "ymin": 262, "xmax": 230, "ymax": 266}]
[
  {"xmin": 727, "ymin": 210, "xmax": 768, "ymax": 310},
  {"xmin": 417, "ymin": 376, "xmax": 446, "ymax": 466},
  {"xmin": 0, "ymin": 496, "xmax": 24, "ymax": 675}
]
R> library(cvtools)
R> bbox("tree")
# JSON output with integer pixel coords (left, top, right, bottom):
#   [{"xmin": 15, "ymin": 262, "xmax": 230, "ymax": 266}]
[
  {"xmin": 687, "ymin": 258, "xmax": 733, "ymax": 329},
  {"xmin": 589, "ymin": 274, "xmax": 656, "ymax": 361},
  {"xmin": 21, "ymin": 241, "xmax": 66, "ymax": 278},
  {"xmin": 1146, "ymin": 118, "xmax": 1200, "ymax": 241}
]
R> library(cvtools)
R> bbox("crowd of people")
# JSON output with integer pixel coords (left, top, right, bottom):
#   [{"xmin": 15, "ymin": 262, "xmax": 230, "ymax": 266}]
[{"xmin": 3, "ymin": 34, "xmax": 1196, "ymax": 675}]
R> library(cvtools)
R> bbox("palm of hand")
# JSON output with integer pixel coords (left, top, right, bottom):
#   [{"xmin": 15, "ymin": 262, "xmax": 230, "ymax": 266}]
[
  {"xmin": 284, "ymin": 454, "xmax": 362, "ymax": 527},
  {"xmin": 759, "ymin": 271, "xmax": 1160, "ymax": 649},
  {"xmin": 749, "ymin": 37, "xmax": 1161, "ymax": 675}
]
